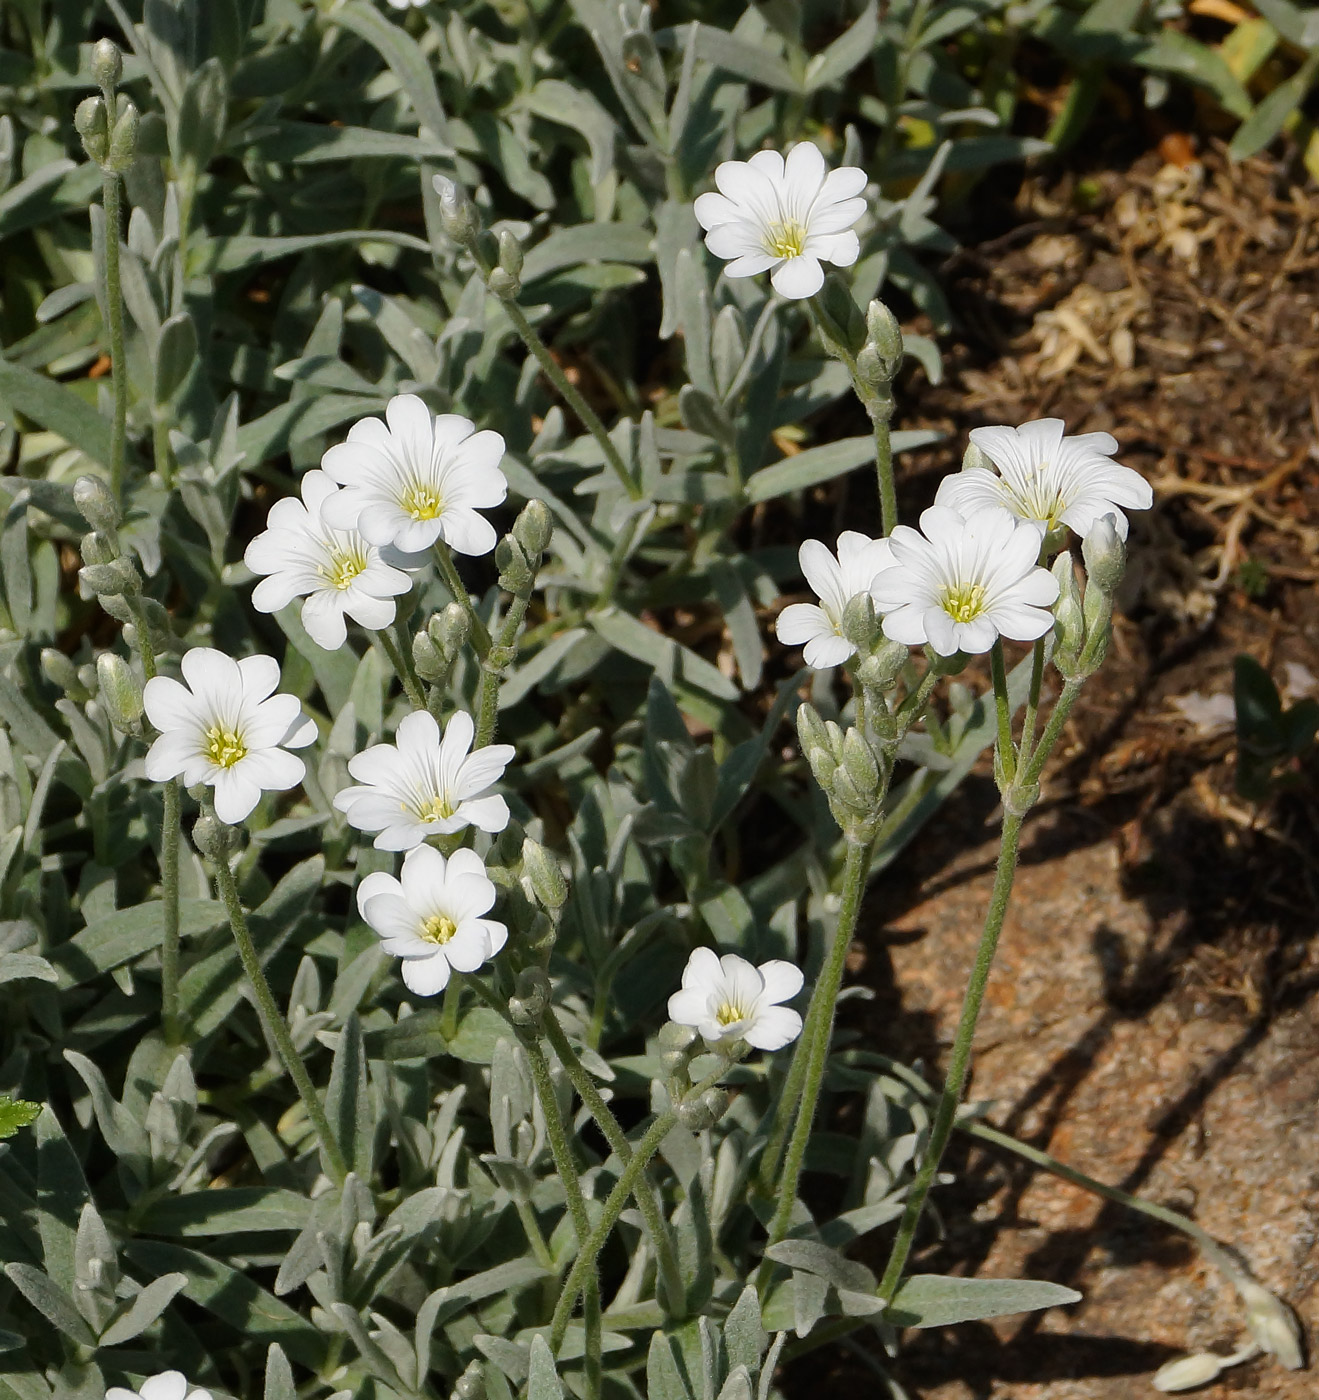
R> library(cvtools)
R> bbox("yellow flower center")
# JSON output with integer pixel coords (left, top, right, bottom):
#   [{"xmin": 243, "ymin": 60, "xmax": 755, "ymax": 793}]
[
  {"xmin": 763, "ymin": 219, "xmax": 808, "ymax": 260},
  {"xmin": 941, "ymin": 582, "xmax": 987, "ymax": 624},
  {"xmin": 420, "ymin": 913, "xmax": 459, "ymax": 945},
  {"xmin": 402, "ymin": 482, "xmax": 444, "ymax": 521},
  {"xmin": 202, "ymin": 725, "xmax": 247, "ymax": 769},
  {"xmin": 715, "ymin": 1001, "xmax": 747, "ymax": 1027},
  {"xmin": 414, "ymin": 794, "xmax": 456, "ymax": 822},
  {"xmin": 319, "ymin": 545, "xmax": 369, "ymax": 591}
]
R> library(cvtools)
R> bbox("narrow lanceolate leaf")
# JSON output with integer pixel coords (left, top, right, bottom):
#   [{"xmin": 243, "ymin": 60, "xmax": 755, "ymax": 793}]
[
  {"xmin": 49, "ymin": 900, "xmax": 226, "ymax": 989},
  {"xmin": 884, "ymin": 1274, "xmax": 1082, "ymax": 1328},
  {"xmin": 0, "ymin": 357, "xmax": 113, "ymax": 467},
  {"xmin": 331, "ymin": 1, "xmax": 448, "ymax": 139},
  {"xmin": 746, "ymin": 431, "xmax": 942, "ymax": 504},
  {"xmin": 2, "ymin": 1265, "xmax": 96, "ymax": 1346},
  {"xmin": 96, "ymin": 1271, "xmax": 189, "ymax": 1345},
  {"xmin": 526, "ymin": 1335, "xmax": 565, "ymax": 1400},
  {"xmin": 0, "ymin": 1096, "xmax": 39, "ymax": 1139},
  {"xmin": 325, "ymin": 1012, "xmax": 373, "ymax": 1179}
]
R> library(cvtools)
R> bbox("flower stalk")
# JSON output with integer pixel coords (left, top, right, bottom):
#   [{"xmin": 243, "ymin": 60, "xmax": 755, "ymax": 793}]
[{"xmin": 204, "ymin": 809, "xmax": 349, "ymax": 1186}]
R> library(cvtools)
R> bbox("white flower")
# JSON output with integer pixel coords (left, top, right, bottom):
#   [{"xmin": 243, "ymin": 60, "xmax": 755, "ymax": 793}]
[
  {"xmin": 937, "ymin": 418, "xmax": 1153, "ymax": 540},
  {"xmin": 107, "ymin": 1373, "xmax": 212, "ymax": 1400},
  {"xmin": 357, "ymin": 845, "xmax": 507, "ymax": 996},
  {"xmin": 775, "ymin": 531, "xmax": 895, "ymax": 670},
  {"xmin": 667, "ymin": 948, "xmax": 804, "ymax": 1051},
  {"xmin": 333, "ymin": 709, "xmax": 513, "ymax": 850},
  {"xmin": 694, "ymin": 142, "xmax": 867, "ymax": 299},
  {"xmin": 143, "ymin": 649, "xmax": 316, "ymax": 824},
  {"xmin": 244, "ymin": 470, "xmax": 417, "ymax": 650},
  {"xmin": 387, "ymin": 0, "xmax": 426, "ymax": 8},
  {"xmin": 319, "ymin": 393, "xmax": 507, "ymax": 557},
  {"xmin": 872, "ymin": 505, "xmax": 1060, "ymax": 657}
]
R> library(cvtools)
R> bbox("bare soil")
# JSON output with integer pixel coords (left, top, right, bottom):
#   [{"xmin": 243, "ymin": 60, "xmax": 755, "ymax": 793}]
[{"xmin": 800, "ymin": 142, "xmax": 1319, "ymax": 1397}]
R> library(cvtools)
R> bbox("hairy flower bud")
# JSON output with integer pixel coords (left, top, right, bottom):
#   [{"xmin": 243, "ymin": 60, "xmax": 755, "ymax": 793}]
[
  {"xmin": 451, "ymin": 1363, "xmax": 485, "ymax": 1400},
  {"xmin": 496, "ymin": 228, "xmax": 523, "ymax": 278},
  {"xmin": 814, "ymin": 272, "xmax": 867, "ymax": 359},
  {"xmin": 74, "ymin": 96, "xmax": 109, "ymax": 166},
  {"xmin": 495, "ymin": 535, "xmax": 534, "ymax": 593},
  {"xmin": 796, "ymin": 703, "xmax": 830, "ymax": 759},
  {"xmin": 107, "ymin": 99, "xmax": 139, "ymax": 172},
  {"xmin": 658, "ymin": 1020, "xmax": 698, "ymax": 1054},
  {"xmin": 840, "ymin": 591, "xmax": 878, "ymax": 652},
  {"xmin": 428, "ymin": 602, "xmax": 471, "ymax": 662},
  {"xmin": 41, "ymin": 648, "xmax": 87, "ymax": 698},
  {"xmin": 1051, "ymin": 551, "xmax": 1084, "ymax": 673},
  {"xmin": 855, "ymin": 298, "xmax": 903, "ymax": 386},
  {"xmin": 854, "ymin": 636, "xmax": 908, "ymax": 693},
  {"xmin": 80, "ymin": 556, "xmax": 139, "ymax": 596},
  {"xmin": 432, "ymin": 176, "xmax": 481, "ymax": 245},
  {"xmin": 411, "ymin": 630, "xmax": 445, "ymax": 682},
  {"xmin": 522, "ymin": 837, "xmax": 568, "ymax": 912},
  {"xmin": 961, "ymin": 439, "xmax": 994, "ymax": 474},
  {"xmin": 96, "ymin": 651, "xmax": 144, "ymax": 735},
  {"xmin": 193, "ymin": 813, "xmax": 239, "ymax": 859},
  {"xmin": 80, "ymin": 530, "xmax": 117, "ymax": 566},
  {"xmin": 91, "ymin": 38, "xmax": 123, "ymax": 90},
  {"xmin": 840, "ymin": 727, "xmax": 881, "ymax": 800},
  {"xmin": 74, "ymin": 475, "xmax": 120, "ymax": 533},
  {"xmin": 1081, "ymin": 514, "xmax": 1125, "ymax": 596},
  {"xmin": 512, "ymin": 499, "xmax": 553, "ymax": 558},
  {"xmin": 508, "ymin": 966, "xmax": 551, "ymax": 1026},
  {"xmin": 487, "ymin": 267, "xmax": 520, "ymax": 300}
]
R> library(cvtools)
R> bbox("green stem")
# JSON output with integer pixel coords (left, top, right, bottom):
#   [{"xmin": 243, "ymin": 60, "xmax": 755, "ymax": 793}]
[
  {"xmin": 475, "ymin": 586, "xmax": 533, "ymax": 750},
  {"xmin": 160, "ymin": 777, "xmax": 181, "ymax": 1043},
  {"xmin": 1022, "ymin": 676, "xmax": 1083, "ymax": 787},
  {"xmin": 522, "ymin": 1035, "xmax": 602, "ymax": 1398},
  {"xmin": 868, "ymin": 396, "xmax": 897, "ymax": 538},
  {"xmin": 989, "ymin": 639, "xmax": 1016, "ymax": 783},
  {"xmin": 596, "ymin": 511, "xmax": 646, "ymax": 609},
  {"xmin": 876, "ymin": 805, "xmax": 1025, "ymax": 1300},
  {"xmin": 496, "ymin": 295, "xmax": 640, "ymax": 501},
  {"xmin": 432, "ymin": 542, "xmax": 492, "ymax": 659},
  {"xmin": 761, "ymin": 838, "xmax": 873, "ymax": 1262},
  {"xmin": 541, "ymin": 1011, "xmax": 686, "ymax": 1318},
  {"xmin": 1017, "ymin": 638, "xmax": 1047, "ymax": 770},
  {"xmin": 208, "ymin": 825, "xmax": 349, "ymax": 1186},
  {"xmin": 549, "ymin": 1065, "xmax": 728, "ymax": 1352},
  {"xmin": 101, "ymin": 166, "xmax": 128, "ymax": 503},
  {"xmin": 378, "ymin": 628, "xmax": 426, "ymax": 711}
]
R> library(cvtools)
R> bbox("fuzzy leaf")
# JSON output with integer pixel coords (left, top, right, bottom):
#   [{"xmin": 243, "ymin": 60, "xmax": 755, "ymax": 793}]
[{"xmin": 885, "ymin": 1274, "xmax": 1082, "ymax": 1328}]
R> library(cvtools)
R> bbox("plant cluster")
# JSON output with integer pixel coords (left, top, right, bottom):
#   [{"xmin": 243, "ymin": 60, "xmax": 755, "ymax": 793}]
[{"xmin": 0, "ymin": 3, "xmax": 1307, "ymax": 1398}]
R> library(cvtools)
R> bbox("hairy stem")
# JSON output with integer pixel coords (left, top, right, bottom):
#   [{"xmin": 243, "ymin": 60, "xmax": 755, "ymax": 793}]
[
  {"xmin": 432, "ymin": 542, "xmax": 492, "ymax": 659},
  {"xmin": 869, "ymin": 395, "xmax": 897, "ymax": 538},
  {"xmin": 100, "ymin": 167, "xmax": 128, "ymax": 503},
  {"xmin": 475, "ymin": 585, "xmax": 533, "ymax": 750},
  {"xmin": 761, "ymin": 838, "xmax": 873, "ymax": 1264},
  {"xmin": 549, "ymin": 1066, "xmax": 728, "ymax": 1352},
  {"xmin": 160, "ymin": 778, "xmax": 181, "ymax": 1043},
  {"xmin": 541, "ymin": 1011, "xmax": 686, "ymax": 1317},
  {"xmin": 379, "ymin": 625, "xmax": 425, "ymax": 711},
  {"xmin": 209, "ymin": 832, "xmax": 349, "ymax": 1186},
  {"xmin": 989, "ymin": 639, "xmax": 1016, "ymax": 783}
]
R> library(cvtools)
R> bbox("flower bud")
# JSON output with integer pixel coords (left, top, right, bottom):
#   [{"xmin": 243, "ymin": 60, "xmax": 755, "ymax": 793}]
[
  {"xmin": 80, "ymin": 530, "xmax": 117, "ymax": 566},
  {"xmin": 74, "ymin": 475, "xmax": 120, "ymax": 533},
  {"xmin": 107, "ymin": 99, "xmax": 139, "ymax": 172},
  {"xmin": 1051, "ymin": 551, "xmax": 1084, "ymax": 673},
  {"xmin": 855, "ymin": 299, "xmax": 903, "ymax": 386},
  {"xmin": 961, "ymin": 440, "xmax": 994, "ymax": 474},
  {"xmin": 840, "ymin": 591, "xmax": 878, "ymax": 651},
  {"xmin": 486, "ymin": 267, "xmax": 521, "ymax": 300},
  {"xmin": 41, "ymin": 647, "xmax": 87, "ymax": 698},
  {"xmin": 432, "ymin": 176, "xmax": 481, "ymax": 245},
  {"xmin": 840, "ymin": 727, "xmax": 881, "ymax": 800},
  {"xmin": 657, "ymin": 1020, "xmax": 698, "ymax": 1053},
  {"xmin": 508, "ymin": 967, "xmax": 551, "ymax": 1026},
  {"xmin": 796, "ymin": 703, "xmax": 831, "ymax": 759},
  {"xmin": 79, "ymin": 557, "xmax": 140, "ymax": 596},
  {"xmin": 74, "ymin": 96, "xmax": 109, "ymax": 166},
  {"xmin": 854, "ymin": 636, "xmax": 908, "ymax": 693},
  {"xmin": 1239, "ymin": 1279, "xmax": 1303, "ymax": 1369},
  {"xmin": 496, "ymin": 228, "xmax": 523, "ymax": 278},
  {"xmin": 1081, "ymin": 514, "xmax": 1125, "ymax": 596},
  {"xmin": 193, "ymin": 813, "xmax": 239, "ymax": 859},
  {"xmin": 522, "ymin": 837, "xmax": 568, "ymax": 912},
  {"xmin": 92, "ymin": 38, "xmax": 123, "ymax": 90},
  {"xmin": 494, "ymin": 536, "xmax": 534, "ymax": 593},
  {"xmin": 96, "ymin": 651, "xmax": 144, "ymax": 735},
  {"xmin": 814, "ymin": 272, "xmax": 867, "ymax": 359},
  {"xmin": 95, "ymin": 593, "xmax": 134, "ymax": 625},
  {"xmin": 412, "ymin": 630, "xmax": 445, "ymax": 682},
  {"xmin": 512, "ymin": 499, "xmax": 552, "ymax": 558},
  {"xmin": 1152, "ymin": 1353, "xmax": 1226, "ymax": 1392},
  {"xmin": 429, "ymin": 602, "xmax": 471, "ymax": 663},
  {"xmin": 678, "ymin": 1086, "xmax": 731, "ymax": 1131}
]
